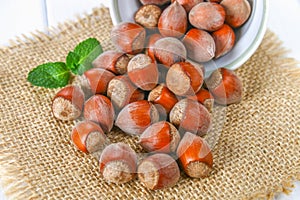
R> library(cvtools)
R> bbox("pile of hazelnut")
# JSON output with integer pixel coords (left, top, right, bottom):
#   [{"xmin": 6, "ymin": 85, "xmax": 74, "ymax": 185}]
[{"xmin": 51, "ymin": 0, "xmax": 248, "ymax": 190}]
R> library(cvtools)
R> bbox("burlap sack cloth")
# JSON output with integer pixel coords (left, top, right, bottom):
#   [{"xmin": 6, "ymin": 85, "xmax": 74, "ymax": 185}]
[{"xmin": 0, "ymin": 7, "xmax": 299, "ymax": 200}]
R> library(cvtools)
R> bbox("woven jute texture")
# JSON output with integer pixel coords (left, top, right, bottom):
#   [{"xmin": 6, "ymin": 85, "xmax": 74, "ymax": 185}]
[{"xmin": 0, "ymin": 7, "xmax": 300, "ymax": 200}]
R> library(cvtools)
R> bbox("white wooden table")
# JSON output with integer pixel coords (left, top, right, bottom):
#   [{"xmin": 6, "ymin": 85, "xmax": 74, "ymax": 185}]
[{"xmin": 0, "ymin": 0, "xmax": 299, "ymax": 199}]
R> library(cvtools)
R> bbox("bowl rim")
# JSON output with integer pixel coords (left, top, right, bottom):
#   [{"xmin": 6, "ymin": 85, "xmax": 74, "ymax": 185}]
[
  {"xmin": 109, "ymin": 0, "xmax": 269, "ymax": 72},
  {"xmin": 220, "ymin": 0, "xmax": 269, "ymax": 70}
]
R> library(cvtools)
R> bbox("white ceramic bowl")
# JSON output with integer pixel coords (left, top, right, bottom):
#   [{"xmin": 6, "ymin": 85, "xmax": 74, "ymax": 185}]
[{"xmin": 109, "ymin": 0, "xmax": 268, "ymax": 73}]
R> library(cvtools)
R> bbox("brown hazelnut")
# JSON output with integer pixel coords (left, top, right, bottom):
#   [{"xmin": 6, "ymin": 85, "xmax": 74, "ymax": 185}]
[
  {"xmin": 111, "ymin": 22, "xmax": 146, "ymax": 54},
  {"xmin": 205, "ymin": 68, "xmax": 242, "ymax": 105},
  {"xmin": 166, "ymin": 61, "xmax": 204, "ymax": 96},
  {"xmin": 100, "ymin": 143, "xmax": 137, "ymax": 184},
  {"xmin": 177, "ymin": 132, "xmax": 213, "ymax": 178},
  {"xmin": 145, "ymin": 33, "xmax": 163, "ymax": 62},
  {"xmin": 158, "ymin": 1, "xmax": 188, "ymax": 38},
  {"xmin": 71, "ymin": 121, "xmax": 106, "ymax": 154},
  {"xmin": 81, "ymin": 68, "xmax": 115, "ymax": 95},
  {"xmin": 92, "ymin": 50, "xmax": 130, "ymax": 75},
  {"xmin": 187, "ymin": 59, "xmax": 205, "ymax": 75},
  {"xmin": 134, "ymin": 4, "xmax": 162, "ymax": 29},
  {"xmin": 188, "ymin": 88, "xmax": 214, "ymax": 112},
  {"xmin": 148, "ymin": 83, "xmax": 178, "ymax": 114},
  {"xmin": 52, "ymin": 85, "xmax": 84, "ymax": 121},
  {"xmin": 115, "ymin": 100, "xmax": 159, "ymax": 135},
  {"xmin": 171, "ymin": 0, "xmax": 204, "ymax": 12},
  {"xmin": 170, "ymin": 98, "xmax": 212, "ymax": 136},
  {"xmin": 221, "ymin": 0, "xmax": 251, "ymax": 28},
  {"xmin": 212, "ymin": 24, "xmax": 236, "ymax": 58},
  {"xmin": 139, "ymin": 0, "xmax": 170, "ymax": 6},
  {"xmin": 127, "ymin": 54, "xmax": 159, "ymax": 91},
  {"xmin": 207, "ymin": 0, "xmax": 222, "ymax": 3},
  {"xmin": 189, "ymin": 2, "xmax": 226, "ymax": 32},
  {"xmin": 107, "ymin": 75, "xmax": 145, "ymax": 110},
  {"xmin": 154, "ymin": 37, "xmax": 187, "ymax": 67},
  {"xmin": 182, "ymin": 28, "xmax": 216, "ymax": 63},
  {"xmin": 138, "ymin": 153, "xmax": 180, "ymax": 190},
  {"xmin": 84, "ymin": 95, "xmax": 115, "ymax": 133},
  {"xmin": 139, "ymin": 121, "xmax": 180, "ymax": 153}
]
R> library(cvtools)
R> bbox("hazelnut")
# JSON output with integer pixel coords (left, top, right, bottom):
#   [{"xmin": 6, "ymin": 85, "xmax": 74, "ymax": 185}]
[
  {"xmin": 100, "ymin": 143, "xmax": 137, "ymax": 184},
  {"xmin": 148, "ymin": 84, "xmax": 178, "ymax": 114},
  {"xmin": 134, "ymin": 4, "xmax": 162, "ymax": 29},
  {"xmin": 166, "ymin": 61, "xmax": 204, "ymax": 96},
  {"xmin": 154, "ymin": 37, "xmax": 187, "ymax": 67},
  {"xmin": 187, "ymin": 59, "xmax": 205, "ymax": 75},
  {"xmin": 182, "ymin": 28, "xmax": 216, "ymax": 63},
  {"xmin": 139, "ymin": 0, "xmax": 170, "ymax": 6},
  {"xmin": 189, "ymin": 2, "xmax": 226, "ymax": 31},
  {"xmin": 145, "ymin": 33, "xmax": 163, "ymax": 62},
  {"xmin": 205, "ymin": 68, "xmax": 242, "ymax": 105},
  {"xmin": 81, "ymin": 68, "xmax": 115, "ymax": 95},
  {"xmin": 111, "ymin": 22, "xmax": 146, "ymax": 54},
  {"xmin": 83, "ymin": 95, "xmax": 115, "ymax": 133},
  {"xmin": 92, "ymin": 50, "xmax": 130, "ymax": 75},
  {"xmin": 171, "ymin": 0, "xmax": 204, "ymax": 12},
  {"xmin": 138, "ymin": 153, "xmax": 180, "ymax": 190},
  {"xmin": 207, "ymin": 0, "xmax": 222, "ymax": 3},
  {"xmin": 188, "ymin": 88, "xmax": 214, "ymax": 112},
  {"xmin": 139, "ymin": 121, "xmax": 180, "ymax": 153},
  {"xmin": 170, "ymin": 98, "xmax": 212, "ymax": 136},
  {"xmin": 176, "ymin": 132, "xmax": 213, "ymax": 178},
  {"xmin": 212, "ymin": 24, "xmax": 236, "ymax": 58},
  {"xmin": 127, "ymin": 54, "xmax": 159, "ymax": 91},
  {"xmin": 221, "ymin": 0, "xmax": 251, "ymax": 28},
  {"xmin": 115, "ymin": 100, "xmax": 159, "ymax": 135},
  {"xmin": 52, "ymin": 85, "xmax": 84, "ymax": 121},
  {"xmin": 107, "ymin": 75, "xmax": 145, "ymax": 110},
  {"xmin": 71, "ymin": 121, "xmax": 106, "ymax": 154},
  {"xmin": 158, "ymin": 1, "xmax": 187, "ymax": 38}
]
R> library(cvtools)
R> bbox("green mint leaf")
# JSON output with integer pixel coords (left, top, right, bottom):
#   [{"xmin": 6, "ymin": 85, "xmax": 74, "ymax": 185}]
[
  {"xmin": 66, "ymin": 38, "xmax": 103, "ymax": 75},
  {"xmin": 27, "ymin": 62, "xmax": 70, "ymax": 88},
  {"xmin": 66, "ymin": 51, "xmax": 80, "ymax": 73}
]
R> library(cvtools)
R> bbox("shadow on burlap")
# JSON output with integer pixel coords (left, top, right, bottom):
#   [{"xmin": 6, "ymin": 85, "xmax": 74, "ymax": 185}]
[{"xmin": 0, "ymin": 7, "xmax": 300, "ymax": 200}]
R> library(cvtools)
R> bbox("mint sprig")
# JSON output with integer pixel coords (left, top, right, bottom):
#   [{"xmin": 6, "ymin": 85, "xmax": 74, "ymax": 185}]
[
  {"xmin": 66, "ymin": 38, "xmax": 103, "ymax": 75},
  {"xmin": 27, "ymin": 62, "xmax": 70, "ymax": 88},
  {"xmin": 27, "ymin": 38, "xmax": 103, "ymax": 89}
]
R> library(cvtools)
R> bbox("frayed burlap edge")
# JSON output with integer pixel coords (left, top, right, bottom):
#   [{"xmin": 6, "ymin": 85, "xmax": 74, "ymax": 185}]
[{"xmin": 0, "ymin": 6, "xmax": 299, "ymax": 200}]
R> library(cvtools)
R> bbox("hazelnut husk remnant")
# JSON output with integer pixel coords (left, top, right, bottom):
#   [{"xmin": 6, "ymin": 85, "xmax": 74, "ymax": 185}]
[
  {"xmin": 127, "ymin": 54, "xmax": 159, "ymax": 91},
  {"xmin": 135, "ymin": 4, "xmax": 162, "ymax": 29},
  {"xmin": 205, "ymin": 68, "xmax": 242, "ymax": 105},
  {"xmin": 107, "ymin": 75, "xmax": 145, "ymax": 110},
  {"xmin": 92, "ymin": 50, "xmax": 130, "ymax": 75},
  {"xmin": 170, "ymin": 98, "xmax": 212, "ymax": 136},
  {"xmin": 177, "ymin": 132, "xmax": 213, "ymax": 178},
  {"xmin": 166, "ymin": 61, "xmax": 204, "ymax": 96},
  {"xmin": 52, "ymin": 85, "xmax": 84, "ymax": 121},
  {"xmin": 71, "ymin": 121, "xmax": 106, "ymax": 154},
  {"xmin": 100, "ymin": 143, "xmax": 137, "ymax": 184},
  {"xmin": 138, "ymin": 153, "xmax": 180, "ymax": 190}
]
